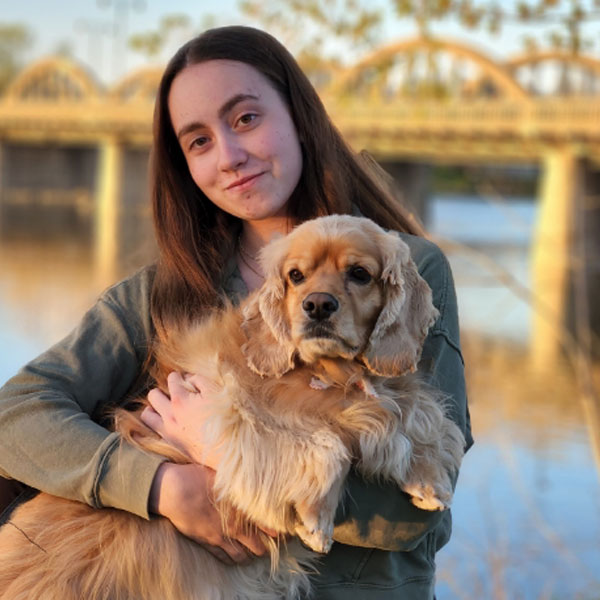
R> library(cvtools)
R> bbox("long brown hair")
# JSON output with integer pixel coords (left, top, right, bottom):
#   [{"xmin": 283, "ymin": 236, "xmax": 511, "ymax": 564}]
[{"xmin": 150, "ymin": 25, "xmax": 422, "ymax": 335}]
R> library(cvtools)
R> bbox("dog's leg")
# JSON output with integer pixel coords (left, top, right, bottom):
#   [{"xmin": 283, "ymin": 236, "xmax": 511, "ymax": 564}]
[
  {"xmin": 293, "ymin": 458, "xmax": 350, "ymax": 554},
  {"xmin": 209, "ymin": 384, "xmax": 352, "ymax": 556},
  {"xmin": 401, "ymin": 466, "xmax": 453, "ymax": 511},
  {"xmin": 348, "ymin": 385, "xmax": 465, "ymax": 512},
  {"xmin": 215, "ymin": 425, "xmax": 351, "ymax": 554},
  {"xmin": 399, "ymin": 414, "xmax": 465, "ymax": 512}
]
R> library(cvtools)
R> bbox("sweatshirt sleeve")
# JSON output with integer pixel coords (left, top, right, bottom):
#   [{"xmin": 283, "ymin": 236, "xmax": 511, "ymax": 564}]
[
  {"xmin": 331, "ymin": 236, "xmax": 473, "ymax": 551},
  {"xmin": 0, "ymin": 267, "xmax": 165, "ymax": 519}
]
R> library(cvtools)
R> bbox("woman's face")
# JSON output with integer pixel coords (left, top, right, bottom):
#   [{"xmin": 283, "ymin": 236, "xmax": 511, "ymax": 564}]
[{"xmin": 168, "ymin": 59, "xmax": 303, "ymax": 223}]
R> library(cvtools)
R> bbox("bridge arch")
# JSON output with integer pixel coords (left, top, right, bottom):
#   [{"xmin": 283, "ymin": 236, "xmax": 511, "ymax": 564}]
[
  {"xmin": 328, "ymin": 36, "xmax": 529, "ymax": 101},
  {"xmin": 3, "ymin": 56, "xmax": 101, "ymax": 102},
  {"xmin": 505, "ymin": 51, "xmax": 600, "ymax": 95},
  {"xmin": 109, "ymin": 66, "xmax": 163, "ymax": 103}
]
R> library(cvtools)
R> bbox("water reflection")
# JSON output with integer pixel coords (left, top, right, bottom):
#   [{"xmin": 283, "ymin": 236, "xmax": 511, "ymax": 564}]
[
  {"xmin": 0, "ymin": 197, "xmax": 599, "ymax": 599},
  {"xmin": 0, "ymin": 238, "xmax": 94, "ymax": 372},
  {"xmin": 0, "ymin": 234, "xmax": 154, "ymax": 382},
  {"xmin": 428, "ymin": 197, "xmax": 600, "ymax": 599},
  {"xmin": 437, "ymin": 336, "xmax": 600, "ymax": 599}
]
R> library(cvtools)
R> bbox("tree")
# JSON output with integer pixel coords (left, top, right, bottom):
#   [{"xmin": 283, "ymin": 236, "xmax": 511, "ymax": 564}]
[
  {"xmin": 0, "ymin": 24, "xmax": 33, "ymax": 93},
  {"xmin": 128, "ymin": 14, "xmax": 193, "ymax": 60},
  {"xmin": 241, "ymin": 0, "xmax": 600, "ymax": 59},
  {"xmin": 239, "ymin": 0, "xmax": 384, "ymax": 83},
  {"xmin": 392, "ymin": 0, "xmax": 600, "ymax": 54}
]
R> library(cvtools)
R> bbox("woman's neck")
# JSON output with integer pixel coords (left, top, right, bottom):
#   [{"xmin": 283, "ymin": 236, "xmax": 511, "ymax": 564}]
[
  {"xmin": 240, "ymin": 216, "xmax": 295, "ymax": 257},
  {"xmin": 237, "ymin": 216, "xmax": 295, "ymax": 292}
]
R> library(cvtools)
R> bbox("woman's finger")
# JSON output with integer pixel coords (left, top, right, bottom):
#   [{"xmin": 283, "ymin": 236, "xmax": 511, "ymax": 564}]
[
  {"xmin": 200, "ymin": 537, "xmax": 252, "ymax": 564},
  {"xmin": 223, "ymin": 539, "xmax": 255, "ymax": 564},
  {"xmin": 256, "ymin": 523, "xmax": 279, "ymax": 538},
  {"xmin": 234, "ymin": 531, "xmax": 269, "ymax": 558},
  {"xmin": 199, "ymin": 543, "xmax": 235, "ymax": 566},
  {"xmin": 167, "ymin": 371, "xmax": 198, "ymax": 399},
  {"xmin": 187, "ymin": 373, "xmax": 221, "ymax": 398},
  {"xmin": 140, "ymin": 406, "xmax": 164, "ymax": 434},
  {"xmin": 147, "ymin": 372, "xmax": 223, "ymax": 467},
  {"xmin": 146, "ymin": 387, "xmax": 173, "ymax": 415}
]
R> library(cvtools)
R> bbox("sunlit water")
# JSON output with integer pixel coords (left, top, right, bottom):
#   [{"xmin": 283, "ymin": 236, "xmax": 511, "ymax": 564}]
[
  {"xmin": 431, "ymin": 195, "xmax": 535, "ymax": 343},
  {"xmin": 430, "ymin": 196, "xmax": 600, "ymax": 600},
  {"xmin": 1, "ymin": 196, "xmax": 599, "ymax": 599}
]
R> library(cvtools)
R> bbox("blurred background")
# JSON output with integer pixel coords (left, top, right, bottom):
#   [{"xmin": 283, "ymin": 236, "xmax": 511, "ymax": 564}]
[{"xmin": 1, "ymin": 1, "xmax": 599, "ymax": 598}]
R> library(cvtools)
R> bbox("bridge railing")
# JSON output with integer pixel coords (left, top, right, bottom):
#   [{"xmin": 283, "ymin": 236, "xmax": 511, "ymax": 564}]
[
  {"xmin": 3, "ymin": 92, "xmax": 600, "ymax": 146},
  {"xmin": 323, "ymin": 97, "xmax": 600, "ymax": 141},
  {"xmin": 1, "ymin": 187, "xmax": 94, "ymax": 216}
]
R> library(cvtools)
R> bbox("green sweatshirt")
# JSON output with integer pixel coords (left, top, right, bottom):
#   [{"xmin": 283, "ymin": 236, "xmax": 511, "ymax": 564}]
[{"xmin": 0, "ymin": 233, "xmax": 473, "ymax": 599}]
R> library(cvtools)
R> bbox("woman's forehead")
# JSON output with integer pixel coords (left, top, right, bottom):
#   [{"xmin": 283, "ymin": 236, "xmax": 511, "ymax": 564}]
[
  {"xmin": 168, "ymin": 60, "xmax": 281, "ymax": 128},
  {"xmin": 171, "ymin": 60, "xmax": 274, "ymax": 104}
]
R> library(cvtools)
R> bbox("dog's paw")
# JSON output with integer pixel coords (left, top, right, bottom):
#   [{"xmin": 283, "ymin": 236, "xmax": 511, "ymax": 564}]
[
  {"xmin": 402, "ymin": 481, "xmax": 452, "ymax": 511},
  {"xmin": 294, "ymin": 522, "xmax": 334, "ymax": 554}
]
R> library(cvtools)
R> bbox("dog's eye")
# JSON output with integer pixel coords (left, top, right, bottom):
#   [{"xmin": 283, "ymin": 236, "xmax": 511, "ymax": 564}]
[
  {"xmin": 348, "ymin": 266, "xmax": 371, "ymax": 284},
  {"xmin": 288, "ymin": 269, "xmax": 305, "ymax": 284}
]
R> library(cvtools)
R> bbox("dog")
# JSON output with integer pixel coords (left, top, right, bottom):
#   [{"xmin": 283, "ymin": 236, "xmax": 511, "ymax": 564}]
[{"xmin": 0, "ymin": 215, "xmax": 465, "ymax": 600}]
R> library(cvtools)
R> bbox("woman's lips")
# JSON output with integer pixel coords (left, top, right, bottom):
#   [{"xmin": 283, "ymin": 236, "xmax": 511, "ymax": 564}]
[{"xmin": 226, "ymin": 172, "xmax": 265, "ymax": 191}]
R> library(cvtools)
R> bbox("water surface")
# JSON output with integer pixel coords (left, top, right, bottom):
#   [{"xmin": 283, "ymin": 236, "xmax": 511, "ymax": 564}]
[{"xmin": 1, "ymin": 196, "xmax": 598, "ymax": 599}]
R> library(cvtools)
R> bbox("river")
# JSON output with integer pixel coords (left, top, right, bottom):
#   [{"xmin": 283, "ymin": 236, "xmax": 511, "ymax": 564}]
[
  {"xmin": 0, "ymin": 195, "xmax": 598, "ymax": 599},
  {"xmin": 430, "ymin": 195, "xmax": 600, "ymax": 600}
]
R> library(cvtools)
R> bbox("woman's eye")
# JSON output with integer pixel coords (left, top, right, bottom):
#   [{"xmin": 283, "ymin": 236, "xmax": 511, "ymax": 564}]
[
  {"xmin": 190, "ymin": 136, "xmax": 209, "ymax": 150},
  {"xmin": 348, "ymin": 266, "xmax": 371, "ymax": 284},
  {"xmin": 288, "ymin": 269, "xmax": 304, "ymax": 284},
  {"xmin": 238, "ymin": 113, "xmax": 257, "ymax": 126}
]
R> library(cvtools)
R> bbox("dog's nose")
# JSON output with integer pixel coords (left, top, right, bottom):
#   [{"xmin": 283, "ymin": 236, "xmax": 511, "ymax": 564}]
[{"xmin": 302, "ymin": 293, "xmax": 339, "ymax": 321}]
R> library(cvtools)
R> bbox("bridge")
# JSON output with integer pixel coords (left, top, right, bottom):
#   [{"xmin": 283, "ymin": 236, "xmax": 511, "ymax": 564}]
[{"xmin": 0, "ymin": 36, "xmax": 599, "ymax": 364}]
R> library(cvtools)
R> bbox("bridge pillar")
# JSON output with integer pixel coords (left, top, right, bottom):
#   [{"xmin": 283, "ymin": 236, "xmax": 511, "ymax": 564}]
[
  {"xmin": 94, "ymin": 137, "xmax": 123, "ymax": 285},
  {"xmin": 530, "ymin": 148, "xmax": 580, "ymax": 368},
  {"xmin": 568, "ymin": 161, "xmax": 600, "ymax": 359},
  {"xmin": 0, "ymin": 143, "xmax": 4, "ymax": 231},
  {"xmin": 377, "ymin": 161, "xmax": 432, "ymax": 226}
]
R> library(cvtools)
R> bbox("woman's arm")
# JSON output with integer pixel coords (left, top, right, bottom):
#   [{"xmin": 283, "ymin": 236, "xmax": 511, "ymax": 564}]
[
  {"xmin": 331, "ymin": 236, "xmax": 473, "ymax": 552},
  {"xmin": 0, "ymin": 267, "xmax": 164, "ymax": 519},
  {"xmin": 0, "ymin": 266, "xmax": 275, "ymax": 561}
]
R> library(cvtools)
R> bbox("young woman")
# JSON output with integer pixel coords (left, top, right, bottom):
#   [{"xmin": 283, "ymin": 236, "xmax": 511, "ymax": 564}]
[{"xmin": 0, "ymin": 26, "xmax": 473, "ymax": 599}]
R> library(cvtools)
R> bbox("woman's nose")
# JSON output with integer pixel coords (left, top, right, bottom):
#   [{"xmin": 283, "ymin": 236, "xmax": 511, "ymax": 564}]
[{"xmin": 217, "ymin": 133, "xmax": 248, "ymax": 171}]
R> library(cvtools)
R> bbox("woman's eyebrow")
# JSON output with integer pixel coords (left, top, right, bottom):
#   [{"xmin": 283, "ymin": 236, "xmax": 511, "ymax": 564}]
[
  {"xmin": 218, "ymin": 93, "xmax": 259, "ymax": 119},
  {"xmin": 176, "ymin": 93, "xmax": 260, "ymax": 141}
]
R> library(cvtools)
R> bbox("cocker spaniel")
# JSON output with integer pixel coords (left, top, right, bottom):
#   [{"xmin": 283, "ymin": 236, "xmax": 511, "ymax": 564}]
[{"xmin": 0, "ymin": 215, "xmax": 465, "ymax": 600}]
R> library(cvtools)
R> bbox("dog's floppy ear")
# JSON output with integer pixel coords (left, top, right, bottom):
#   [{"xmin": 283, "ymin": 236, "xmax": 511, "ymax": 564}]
[
  {"xmin": 361, "ymin": 231, "xmax": 439, "ymax": 377},
  {"xmin": 241, "ymin": 235, "xmax": 296, "ymax": 377}
]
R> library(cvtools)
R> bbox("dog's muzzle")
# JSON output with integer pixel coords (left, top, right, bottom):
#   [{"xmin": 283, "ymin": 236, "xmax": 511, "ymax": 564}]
[{"xmin": 302, "ymin": 293, "xmax": 339, "ymax": 321}]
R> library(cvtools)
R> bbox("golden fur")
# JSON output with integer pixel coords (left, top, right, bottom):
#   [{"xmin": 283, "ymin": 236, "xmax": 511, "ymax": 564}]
[{"xmin": 0, "ymin": 215, "xmax": 465, "ymax": 600}]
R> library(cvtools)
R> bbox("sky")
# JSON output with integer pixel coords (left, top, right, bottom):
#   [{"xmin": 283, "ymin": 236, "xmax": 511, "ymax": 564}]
[
  {"xmin": 1, "ymin": 0, "xmax": 597, "ymax": 85},
  {"xmin": 0, "ymin": 0, "xmax": 232, "ymax": 48},
  {"xmin": 2, "ymin": 0, "xmax": 243, "ymax": 82}
]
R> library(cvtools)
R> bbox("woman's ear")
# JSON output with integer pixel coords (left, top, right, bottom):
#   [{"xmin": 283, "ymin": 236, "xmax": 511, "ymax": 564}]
[
  {"xmin": 361, "ymin": 232, "xmax": 439, "ymax": 377},
  {"xmin": 240, "ymin": 236, "xmax": 296, "ymax": 377}
]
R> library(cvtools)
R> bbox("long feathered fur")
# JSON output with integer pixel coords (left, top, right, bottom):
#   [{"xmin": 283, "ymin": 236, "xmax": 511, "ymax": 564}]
[{"xmin": 0, "ymin": 215, "xmax": 465, "ymax": 600}]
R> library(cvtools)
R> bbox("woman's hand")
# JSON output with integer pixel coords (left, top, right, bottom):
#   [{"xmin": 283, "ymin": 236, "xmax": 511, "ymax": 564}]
[
  {"xmin": 143, "ymin": 371, "xmax": 279, "ymax": 563},
  {"xmin": 141, "ymin": 371, "xmax": 222, "ymax": 469},
  {"xmin": 149, "ymin": 462, "xmax": 275, "ymax": 564}
]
